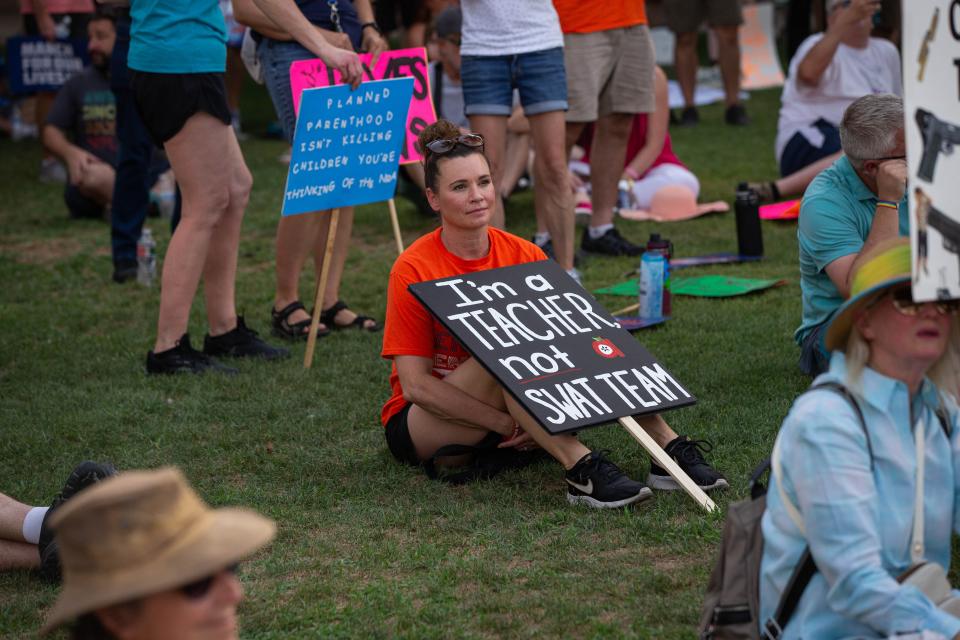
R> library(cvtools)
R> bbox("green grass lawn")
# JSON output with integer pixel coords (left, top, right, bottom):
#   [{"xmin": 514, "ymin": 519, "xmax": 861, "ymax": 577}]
[{"xmin": 1, "ymin": 86, "xmax": 816, "ymax": 638}]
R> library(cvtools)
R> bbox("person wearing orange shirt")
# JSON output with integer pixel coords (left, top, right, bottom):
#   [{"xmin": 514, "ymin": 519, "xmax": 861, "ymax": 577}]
[
  {"xmin": 381, "ymin": 119, "xmax": 727, "ymax": 508},
  {"xmin": 553, "ymin": 0, "xmax": 652, "ymax": 257}
]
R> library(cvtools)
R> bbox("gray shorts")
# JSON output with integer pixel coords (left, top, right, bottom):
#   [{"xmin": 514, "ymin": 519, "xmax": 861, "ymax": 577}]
[
  {"xmin": 563, "ymin": 24, "xmax": 655, "ymax": 122},
  {"xmin": 664, "ymin": 0, "xmax": 743, "ymax": 33}
]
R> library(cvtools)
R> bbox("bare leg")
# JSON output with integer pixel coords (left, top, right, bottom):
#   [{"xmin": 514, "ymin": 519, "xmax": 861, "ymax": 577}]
[
  {"xmin": 407, "ymin": 358, "xmax": 590, "ymax": 469},
  {"xmin": 633, "ymin": 414, "xmax": 679, "ymax": 448},
  {"xmin": 714, "ymin": 26, "xmax": 742, "ymax": 107},
  {"xmin": 154, "ymin": 113, "xmax": 246, "ymax": 351},
  {"xmin": 274, "ymin": 212, "xmax": 326, "ymax": 333},
  {"xmin": 312, "ymin": 207, "xmax": 375, "ymax": 328},
  {"xmin": 674, "ymin": 32, "xmax": 699, "ymax": 108},
  {"xmin": 76, "ymin": 161, "xmax": 115, "ymax": 206},
  {"xmin": 528, "ymin": 111, "xmax": 574, "ymax": 271},
  {"xmin": 775, "ymin": 151, "xmax": 841, "ymax": 199},
  {"xmin": 0, "ymin": 493, "xmax": 29, "ymax": 542},
  {"xmin": 467, "ymin": 115, "xmax": 509, "ymax": 229},
  {"xmin": 500, "ymin": 131, "xmax": 531, "ymax": 198},
  {"xmin": 587, "ymin": 113, "xmax": 634, "ymax": 227},
  {"xmin": 0, "ymin": 542, "xmax": 38, "ymax": 570}
]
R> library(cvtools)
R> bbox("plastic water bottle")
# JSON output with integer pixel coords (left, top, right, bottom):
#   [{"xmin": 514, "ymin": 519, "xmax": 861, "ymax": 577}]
[
  {"xmin": 617, "ymin": 179, "xmax": 633, "ymax": 210},
  {"xmin": 735, "ymin": 182, "xmax": 763, "ymax": 257},
  {"xmin": 645, "ymin": 233, "xmax": 673, "ymax": 317},
  {"xmin": 638, "ymin": 251, "xmax": 665, "ymax": 320},
  {"xmin": 136, "ymin": 228, "xmax": 156, "ymax": 286}
]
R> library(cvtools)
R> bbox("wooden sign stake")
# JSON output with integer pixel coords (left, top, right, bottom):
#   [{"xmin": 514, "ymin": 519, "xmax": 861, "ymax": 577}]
[
  {"xmin": 611, "ymin": 301, "xmax": 640, "ymax": 316},
  {"xmin": 304, "ymin": 207, "xmax": 341, "ymax": 369},
  {"xmin": 618, "ymin": 415, "xmax": 716, "ymax": 512},
  {"xmin": 388, "ymin": 198, "xmax": 404, "ymax": 255}
]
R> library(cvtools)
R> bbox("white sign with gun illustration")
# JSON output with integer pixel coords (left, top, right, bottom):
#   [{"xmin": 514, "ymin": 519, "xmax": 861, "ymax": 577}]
[{"xmin": 906, "ymin": 0, "xmax": 960, "ymax": 300}]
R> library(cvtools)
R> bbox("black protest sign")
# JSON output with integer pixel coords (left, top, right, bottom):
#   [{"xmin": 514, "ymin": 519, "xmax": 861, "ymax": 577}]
[{"xmin": 409, "ymin": 260, "xmax": 696, "ymax": 435}]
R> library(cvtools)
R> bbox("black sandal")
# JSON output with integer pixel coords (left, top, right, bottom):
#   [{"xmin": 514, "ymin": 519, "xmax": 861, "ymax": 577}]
[
  {"xmin": 271, "ymin": 301, "xmax": 329, "ymax": 341},
  {"xmin": 320, "ymin": 300, "xmax": 382, "ymax": 333}
]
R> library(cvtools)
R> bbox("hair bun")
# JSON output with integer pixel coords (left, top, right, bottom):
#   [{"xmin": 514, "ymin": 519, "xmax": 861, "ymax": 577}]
[{"xmin": 417, "ymin": 119, "xmax": 462, "ymax": 155}]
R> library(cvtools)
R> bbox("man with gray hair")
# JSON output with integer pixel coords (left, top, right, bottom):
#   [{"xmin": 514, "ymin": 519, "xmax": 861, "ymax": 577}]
[{"xmin": 795, "ymin": 93, "xmax": 907, "ymax": 375}]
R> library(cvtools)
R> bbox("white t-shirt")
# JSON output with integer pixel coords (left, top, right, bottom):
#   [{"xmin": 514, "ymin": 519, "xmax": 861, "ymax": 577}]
[
  {"xmin": 460, "ymin": 0, "xmax": 564, "ymax": 56},
  {"xmin": 775, "ymin": 34, "xmax": 902, "ymax": 162},
  {"xmin": 429, "ymin": 61, "xmax": 469, "ymax": 129}
]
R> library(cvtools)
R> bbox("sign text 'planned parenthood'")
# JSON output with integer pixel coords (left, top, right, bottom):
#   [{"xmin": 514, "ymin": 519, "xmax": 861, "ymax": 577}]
[
  {"xmin": 410, "ymin": 260, "xmax": 695, "ymax": 435},
  {"xmin": 281, "ymin": 77, "xmax": 413, "ymax": 216}
]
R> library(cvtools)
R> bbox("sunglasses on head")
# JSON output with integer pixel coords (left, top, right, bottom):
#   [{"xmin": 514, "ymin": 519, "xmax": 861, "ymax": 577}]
[
  {"xmin": 885, "ymin": 285, "xmax": 960, "ymax": 316},
  {"xmin": 424, "ymin": 134, "xmax": 484, "ymax": 156},
  {"xmin": 179, "ymin": 564, "xmax": 239, "ymax": 600}
]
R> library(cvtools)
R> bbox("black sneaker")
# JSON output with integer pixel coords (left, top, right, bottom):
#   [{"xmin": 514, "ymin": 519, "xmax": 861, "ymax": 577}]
[
  {"xmin": 565, "ymin": 451, "xmax": 652, "ymax": 508},
  {"xmin": 677, "ymin": 106, "xmax": 699, "ymax": 127},
  {"xmin": 203, "ymin": 316, "xmax": 289, "ymax": 361},
  {"xmin": 533, "ymin": 236, "xmax": 556, "ymax": 261},
  {"xmin": 112, "ymin": 261, "xmax": 137, "ymax": 284},
  {"xmin": 725, "ymin": 103, "xmax": 750, "ymax": 126},
  {"xmin": 147, "ymin": 334, "xmax": 239, "ymax": 375},
  {"xmin": 38, "ymin": 461, "xmax": 118, "ymax": 582},
  {"xmin": 581, "ymin": 227, "xmax": 644, "ymax": 257},
  {"xmin": 647, "ymin": 436, "xmax": 729, "ymax": 492}
]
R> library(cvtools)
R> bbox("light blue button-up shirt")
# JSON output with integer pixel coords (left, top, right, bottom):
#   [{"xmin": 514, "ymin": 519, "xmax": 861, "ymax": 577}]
[{"xmin": 760, "ymin": 352, "xmax": 960, "ymax": 639}]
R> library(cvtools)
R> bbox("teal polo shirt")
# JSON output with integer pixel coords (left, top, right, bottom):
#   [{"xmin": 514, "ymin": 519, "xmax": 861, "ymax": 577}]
[{"xmin": 795, "ymin": 155, "xmax": 908, "ymax": 346}]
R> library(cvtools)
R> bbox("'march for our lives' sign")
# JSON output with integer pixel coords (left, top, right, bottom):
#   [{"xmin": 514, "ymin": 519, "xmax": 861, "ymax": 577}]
[
  {"xmin": 281, "ymin": 77, "xmax": 413, "ymax": 217},
  {"xmin": 6, "ymin": 36, "xmax": 89, "ymax": 94},
  {"xmin": 410, "ymin": 260, "xmax": 696, "ymax": 435}
]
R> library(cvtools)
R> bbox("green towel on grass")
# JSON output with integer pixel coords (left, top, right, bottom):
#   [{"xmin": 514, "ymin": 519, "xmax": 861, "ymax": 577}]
[{"xmin": 595, "ymin": 275, "xmax": 785, "ymax": 298}]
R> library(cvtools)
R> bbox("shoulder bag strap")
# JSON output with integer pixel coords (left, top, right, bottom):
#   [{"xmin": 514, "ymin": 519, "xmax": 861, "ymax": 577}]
[{"xmin": 765, "ymin": 381, "xmax": 870, "ymax": 639}]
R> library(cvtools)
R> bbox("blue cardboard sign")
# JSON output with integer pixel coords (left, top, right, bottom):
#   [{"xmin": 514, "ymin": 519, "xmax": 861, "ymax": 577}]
[
  {"xmin": 5, "ymin": 36, "xmax": 89, "ymax": 94},
  {"xmin": 282, "ymin": 77, "xmax": 414, "ymax": 216}
]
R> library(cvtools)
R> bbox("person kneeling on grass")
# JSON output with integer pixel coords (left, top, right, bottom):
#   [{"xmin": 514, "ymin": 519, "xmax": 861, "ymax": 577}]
[
  {"xmin": 40, "ymin": 467, "xmax": 275, "ymax": 639},
  {"xmin": 380, "ymin": 119, "xmax": 726, "ymax": 509}
]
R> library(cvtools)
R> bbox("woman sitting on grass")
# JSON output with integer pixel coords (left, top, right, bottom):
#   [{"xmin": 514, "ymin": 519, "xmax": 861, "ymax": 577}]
[
  {"xmin": 760, "ymin": 238, "xmax": 960, "ymax": 638},
  {"xmin": 380, "ymin": 119, "xmax": 725, "ymax": 508},
  {"xmin": 571, "ymin": 67, "xmax": 727, "ymax": 223}
]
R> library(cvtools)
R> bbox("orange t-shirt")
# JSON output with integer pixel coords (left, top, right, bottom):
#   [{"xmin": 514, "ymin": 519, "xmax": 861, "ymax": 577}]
[
  {"xmin": 552, "ymin": 0, "xmax": 647, "ymax": 34},
  {"xmin": 380, "ymin": 227, "xmax": 547, "ymax": 426}
]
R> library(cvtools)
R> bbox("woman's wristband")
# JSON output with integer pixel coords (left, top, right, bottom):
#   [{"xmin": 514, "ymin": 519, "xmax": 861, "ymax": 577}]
[
  {"xmin": 361, "ymin": 22, "xmax": 382, "ymax": 36},
  {"xmin": 876, "ymin": 199, "xmax": 899, "ymax": 210}
]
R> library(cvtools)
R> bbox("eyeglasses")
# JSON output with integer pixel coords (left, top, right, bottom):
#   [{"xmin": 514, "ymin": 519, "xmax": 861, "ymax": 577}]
[
  {"xmin": 887, "ymin": 286, "xmax": 960, "ymax": 316},
  {"xmin": 424, "ymin": 134, "xmax": 484, "ymax": 156},
  {"xmin": 179, "ymin": 564, "xmax": 239, "ymax": 600},
  {"xmin": 870, "ymin": 155, "xmax": 906, "ymax": 162}
]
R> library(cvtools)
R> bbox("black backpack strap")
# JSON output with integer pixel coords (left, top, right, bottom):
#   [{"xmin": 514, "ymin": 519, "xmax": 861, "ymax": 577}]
[
  {"xmin": 763, "ymin": 381, "xmax": 869, "ymax": 638},
  {"xmin": 763, "ymin": 549, "xmax": 817, "ymax": 639}
]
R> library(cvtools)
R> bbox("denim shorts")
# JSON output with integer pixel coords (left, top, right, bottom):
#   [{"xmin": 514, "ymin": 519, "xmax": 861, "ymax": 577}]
[
  {"xmin": 461, "ymin": 47, "xmax": 568, "ymax": 117},
  {"xmin": 257, "ymin": 38, "xmax": 316, "ymax": 144}
]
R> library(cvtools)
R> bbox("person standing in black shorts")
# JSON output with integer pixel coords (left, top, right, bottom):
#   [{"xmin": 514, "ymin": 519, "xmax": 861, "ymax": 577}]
[{"xmin": 128, "ymin": 0, "xmax": 363, "ymax": 374}]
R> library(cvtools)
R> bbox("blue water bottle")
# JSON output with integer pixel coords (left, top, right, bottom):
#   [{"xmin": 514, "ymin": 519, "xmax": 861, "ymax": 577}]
[{"xmin": 638, "ymin": 251, "xmax": 665, "ymax": 320}]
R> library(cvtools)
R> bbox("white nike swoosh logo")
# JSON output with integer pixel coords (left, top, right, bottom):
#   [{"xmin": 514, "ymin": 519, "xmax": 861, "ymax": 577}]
[{"xmin": 566, "ymin": 478, "xmax": 593, "ymax": 493}]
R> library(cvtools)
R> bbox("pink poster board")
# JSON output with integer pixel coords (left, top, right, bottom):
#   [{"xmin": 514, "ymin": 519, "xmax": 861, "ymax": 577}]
[
  {"xmin": 759, "ymin": 200, "xmax": 800, "ymax": 221},
  {"xmin": 290, "ymin": 47, "xmax": 436, "ymax": 164}
]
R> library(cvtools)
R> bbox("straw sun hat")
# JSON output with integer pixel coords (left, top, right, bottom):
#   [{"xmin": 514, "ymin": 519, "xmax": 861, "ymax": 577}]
[
  {"xmin": 824, "ymin": 238, "xmax": 913, "ymax": 352},
  {"xmin": 41, "ymin": 467, "xmax": 276, "ymax": 635}
]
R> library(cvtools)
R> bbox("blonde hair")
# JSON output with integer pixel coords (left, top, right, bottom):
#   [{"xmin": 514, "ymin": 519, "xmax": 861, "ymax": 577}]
[{"xmin": 844, "ymin": 311, "xmax": 960, "ymax": 400}]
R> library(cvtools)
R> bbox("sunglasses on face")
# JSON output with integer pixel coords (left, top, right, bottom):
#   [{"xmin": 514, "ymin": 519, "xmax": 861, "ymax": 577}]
[
  {"xmin": 179, "ymin": 564, "xmax": 239, "ymax": 600},
  {"xmin": 886, "ymin": 286, "xmax": 960, "ymax": 316},
  {"xmin": 424, "ymin": 134, "xmax": 484, "ymax": 156}
]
